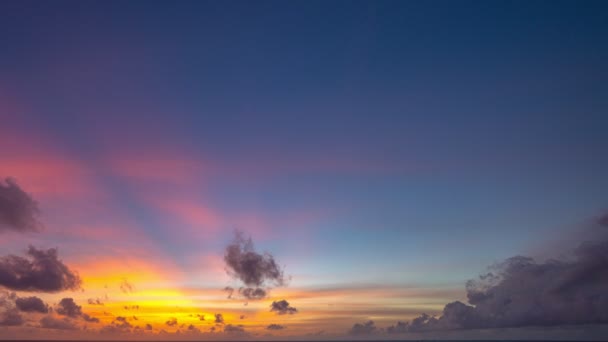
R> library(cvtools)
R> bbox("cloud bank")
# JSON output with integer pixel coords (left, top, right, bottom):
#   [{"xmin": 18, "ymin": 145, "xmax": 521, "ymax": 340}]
[
  {"xmin": 386, "ymin": 214, "xmax": 608, "ymax": 332},
  {"xmin": 350, "ymin": 320, "xmax": 377, "ymax": 335}
]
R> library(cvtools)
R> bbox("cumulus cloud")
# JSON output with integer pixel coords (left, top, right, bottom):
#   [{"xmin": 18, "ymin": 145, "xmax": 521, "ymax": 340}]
[
  {"xmin": 15, "ymin": 296, "xmax": 49, "ymax": 313},
  {"xmin": 0, "ymin": 246, "xmax": 81, "ymax": 292},
  {"xmin": 0, "ymin": 178, "xmax": 42, "ymax": 234},
  {"xmin": 196, "ymin": 314, "xmax": 205, "ymax": 321},
  {"xmin": 56, "ymin": 298, "xmax": 82, "ymax": 318},
  {"xmin": 214, "ymin": 313, "xmax": 224, "ymax": 324},
  {"xmin": 349, "ymin": 320, "xmax": 377, "ymax": 335},
  {"xmin": 224, "ymin": 231, "xmax": 286, "ymax": 292},
  {"xmin": 165, "ymin": 317, "xmax": 178, "ymax": 327},
  {"xmin": 388, "ymin": 214, "xmax": 608, "ymax": 332},
  {"xmin": 40, "ymin": 316, "xmax": 78, "ymax": 330},
  {"xmin": 270, "ymin": 300, "xmax": 297, "ymax": 315},
  {"xmin": 267, "ymin": 323, "xmax": 285, "ymax": 330}
]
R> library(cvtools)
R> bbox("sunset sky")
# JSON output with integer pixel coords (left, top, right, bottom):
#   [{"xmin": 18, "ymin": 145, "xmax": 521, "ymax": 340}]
[{"xmin": 1, "ymin": 1, "xmax": 608, "ymax": 340}]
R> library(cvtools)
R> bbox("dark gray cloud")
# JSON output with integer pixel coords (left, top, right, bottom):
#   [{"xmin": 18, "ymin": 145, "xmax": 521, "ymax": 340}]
[
  {"xmin": 239, "ymin": 287, "xmax": 266, "ymax": 300},
  {"xmin": 165, "ymin": 317, "xmax": 178, "ymax": 327},
  {"xmin": 123, "ymin": 305, "xmax": 139, "ymax": 310},
  {"xmin": 224, "ymin": 231, "xmax": 285, "ymax": 290},
  {"xmin": 196, "ymin": 314, "xmax": 205, "ymax": 321},
  {"xmin": 40, "ymin": 316, "xmax": 78, "ymax": 330},
  {"xmin": 0, "ymin": 246, "xmax": 81, "ymax": 292},
  {"xmin": 145, "ymin": 323, "xmax": 153, "ymax": 330},
  {"xmin": 223, "ymin": 286, "xmax": 234, "ymax": 299},
  {"xmin": 270, "ymin": 299, "xmax": 297, "ymax": 315},
  {"xmin": 214, "ymin": 313, "xmax": 224, "ymax": 324},
  {"xmin": 15, "ymin": 296, "xmax": 49, "ymax": 313},
  {"xmin": 0, "ymin": 178, "xmax": 42, "ymax": 234},
  {"xmin": 386, "ymin": 321, "xmax": 409, "ymax": 334},
  {"xmin": 267, "ymin": 323, "xmax": 285, "ymax": 330},
  {"xmin": 349, "ymin": 320, "xmax": 377, "ymax": 335},
  {"xmin": 388, "ymin": 215, "xmax": 608, "ymax": 332},
  {"xmin": 56, "ymin": 298, "xmax": 82, "ymax": 318}
]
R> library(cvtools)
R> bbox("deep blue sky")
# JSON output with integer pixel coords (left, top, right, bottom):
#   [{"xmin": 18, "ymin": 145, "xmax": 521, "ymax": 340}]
[{"xmin": 1, "ymin": 0, "xmax": 608, "ymax": 338}]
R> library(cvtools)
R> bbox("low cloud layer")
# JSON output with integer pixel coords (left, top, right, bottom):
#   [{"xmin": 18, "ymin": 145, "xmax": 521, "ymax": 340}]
[
  {"xmin": 350, "ymin": 320, "xmax": 377, "ymax": 335},
  {"xmin": 0, "ymin": 308, "xmax": 23, "ymax": 326},
  {"xmin": 267, "ymin": 323, "xmax": 285, "ymax": 330},
  {"xmin": 386, "ymin": 214, "xmax": 608, "ymax": 332},
  {"xmin": 224, "ymin": 231, "xmax": 286, "ymax": 289},
  {"xmin": 1, "ymin": 292, "xmax": 48, "ymax": 325},
  {"xmin": 270, "ymin": 300, "xmax": 297, "ymax": 315},
  {"xmin": 40, "ymin": 316, "xmax": 78, "ymax": 330},
  {"xmin": 0, "ymin": 178, "xmax": 41, "ymax": 234},
  {"xmin": 223, "ymin": 324, "xmax": 246, "ymax": 334},
  {"xmin": 0, "ymin": 246, "xmax": 81, "ymax": 292}
]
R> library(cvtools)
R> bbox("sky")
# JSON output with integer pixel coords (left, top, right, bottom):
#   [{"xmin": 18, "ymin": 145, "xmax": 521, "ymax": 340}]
[{"xmin": 1, "ymin": 0, "xmax": 608, "ymax": 340}]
